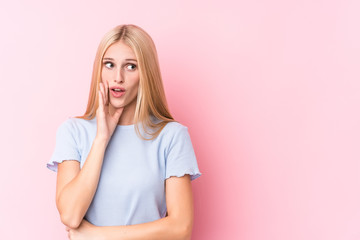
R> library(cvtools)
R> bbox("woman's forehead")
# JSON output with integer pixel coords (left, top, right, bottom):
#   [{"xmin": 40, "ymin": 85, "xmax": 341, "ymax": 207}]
[{"xmin": 104, "ymin": 42, "xmax": 137, "ymax": 60}]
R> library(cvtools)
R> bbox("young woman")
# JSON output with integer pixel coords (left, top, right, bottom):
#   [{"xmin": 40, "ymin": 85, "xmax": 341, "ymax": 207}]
[{"xmin": 46, "ymin": 24, "xmax": 202, "ymax": 240}]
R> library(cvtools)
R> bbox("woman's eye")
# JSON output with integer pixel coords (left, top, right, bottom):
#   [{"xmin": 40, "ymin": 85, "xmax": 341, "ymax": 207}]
[
  {"xmin": 104, "ymin": 62, "xmax": 113, "ymax": 68},
  {"xmin": 126, "ymin": 64, "xmax": 137, "ymax": 71}
]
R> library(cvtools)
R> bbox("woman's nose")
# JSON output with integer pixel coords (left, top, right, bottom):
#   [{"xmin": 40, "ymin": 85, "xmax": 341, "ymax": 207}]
[{"xmin": 114, "ymin": 69, "xmax": 124, "ymax": 83}]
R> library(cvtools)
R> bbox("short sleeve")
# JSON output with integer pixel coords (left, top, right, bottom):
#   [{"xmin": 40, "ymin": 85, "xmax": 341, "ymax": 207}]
[
  {"xmin": 46, "ymin": 119, "xmax": 81, "ymax": 172},
  {"xmin": 165, "ymin": 126, "xmax": 202, "ymax": 181}
]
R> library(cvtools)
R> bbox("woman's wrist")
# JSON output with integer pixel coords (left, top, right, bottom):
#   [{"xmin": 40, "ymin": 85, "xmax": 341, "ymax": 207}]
[
  {"xmin": 93, "ymin": 225, "xmax": 107, "ymax": 240},
  {"xmin": 94, "ymin": 135, "xmax": 109, "ymax": 147}
]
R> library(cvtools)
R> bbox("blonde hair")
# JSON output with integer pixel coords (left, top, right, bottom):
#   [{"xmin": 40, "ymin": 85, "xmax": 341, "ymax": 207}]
[{"xmin": 74, "ymin": 24, "xmax": 175, "ymax": 140}]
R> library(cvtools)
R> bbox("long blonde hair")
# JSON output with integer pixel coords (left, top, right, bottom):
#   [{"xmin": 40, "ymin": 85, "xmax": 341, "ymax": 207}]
[{"xmin": 74, "ymin": 24, "xmax": 175, "ymax": 140}]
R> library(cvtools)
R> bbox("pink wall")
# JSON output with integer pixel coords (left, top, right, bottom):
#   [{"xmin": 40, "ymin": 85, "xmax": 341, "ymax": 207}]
[{"xmin": 0, "ymin": 0, "xmax": 359, "ymax": 239}]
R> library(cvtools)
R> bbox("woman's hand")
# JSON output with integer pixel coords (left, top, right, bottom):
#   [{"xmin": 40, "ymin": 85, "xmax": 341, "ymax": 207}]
[
  {"xmin": 65, "ymin": 219, "xmax": 102, "ymax": 240},
  {"xmin": 96, "ymin": 80, "xmax": 124, "ymax": 143}
]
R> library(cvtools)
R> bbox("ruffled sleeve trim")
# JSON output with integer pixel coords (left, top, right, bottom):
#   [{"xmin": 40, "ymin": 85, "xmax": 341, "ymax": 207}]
[
  {"xmin": 165, "ymin": 171, "xmax": 202, "ymax": 181},
  {"xmin": 46, "ymin": 158, "xmax": 80, "ymax": 172}
]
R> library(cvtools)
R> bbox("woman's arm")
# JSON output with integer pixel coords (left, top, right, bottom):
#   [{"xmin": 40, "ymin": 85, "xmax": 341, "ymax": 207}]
[
  {"xmin": 56, "ymin": 137, "xmax": 108, "ymax": 229},
  {"xmin": 57, "ymin": 81, "xmax": 122, "ymax": 230},
  {"xmin": 95, "ymin": 174, "xmax": 194, "ymax": 240}
]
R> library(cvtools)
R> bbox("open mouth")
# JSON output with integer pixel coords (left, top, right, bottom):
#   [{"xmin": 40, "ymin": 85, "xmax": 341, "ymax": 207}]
[
  {"xmin": 111, "ymin": 88, "xmax": 125, "ymax": 98},
  {"xmin": 110, "ymin": 86, "xmax": 125, "ymax": 92},
  {"xmin": 112, "ymin": 89, "xmax": 125, "ymax": 92}
]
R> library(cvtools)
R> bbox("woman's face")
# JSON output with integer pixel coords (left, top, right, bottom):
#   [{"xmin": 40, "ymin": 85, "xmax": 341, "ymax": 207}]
[{"xmin": 101, "ymin": 41, "xmax": 140, "ymax": 111}]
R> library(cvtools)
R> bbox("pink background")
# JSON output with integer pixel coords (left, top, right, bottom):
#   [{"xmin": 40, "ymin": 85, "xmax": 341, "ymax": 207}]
[{"xmin": 0, "ymin": 0, "xmax": 359, "ymax": 239}]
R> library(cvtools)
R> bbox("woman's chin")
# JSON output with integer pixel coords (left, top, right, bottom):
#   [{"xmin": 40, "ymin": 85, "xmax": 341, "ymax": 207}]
[{"xmin": 109, "ymin": 101, "xmax": 125, "ymax": 109}]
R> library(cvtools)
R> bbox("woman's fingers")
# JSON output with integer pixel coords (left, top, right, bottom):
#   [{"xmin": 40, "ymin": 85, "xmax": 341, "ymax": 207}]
[
  {"xmin": 104, "ymin": 80, "xmax": 109, "ymax": 106},
  {"xmin": 65, "ymin": 226, "xmax": 70, "ymax": 239},
  {"xmin": 101, "ymin": 82, "xmax": 110, "ymax": 115},
  {"xmin": 98, "ymin": 88, "xmax": 104, "ymax": 110},
  {"xmin": 100, "ymin": 82, "xmax": 106, "ymax": 105}
]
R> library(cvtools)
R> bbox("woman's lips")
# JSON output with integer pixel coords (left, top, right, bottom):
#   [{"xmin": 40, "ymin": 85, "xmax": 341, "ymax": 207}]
[{"xmin": 111, "ymin": 89, "xmax": 125, "ymax": 98}]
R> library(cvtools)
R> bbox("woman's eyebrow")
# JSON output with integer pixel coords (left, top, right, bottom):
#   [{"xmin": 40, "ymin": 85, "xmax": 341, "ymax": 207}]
[{"xmin": 103, "ymin": 57, "xmax": 137, "ymax": 62}]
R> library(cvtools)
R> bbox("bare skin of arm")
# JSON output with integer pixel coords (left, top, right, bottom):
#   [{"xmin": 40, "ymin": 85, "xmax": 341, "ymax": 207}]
[
  {"xmin": 56, "ymin": 80, "xmax": 123, "ymax": 229},
  {"xmin": 56, "ymin": 137, "xmax": 108, "ymax": 229}
]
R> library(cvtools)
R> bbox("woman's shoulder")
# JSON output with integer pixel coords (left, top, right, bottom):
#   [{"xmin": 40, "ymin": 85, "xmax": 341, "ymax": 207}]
[
  {"xmin": 160, "ymin": 120, "xmax": 190, "ymax": 138},
  {"xmin": 149, "ymin": 115, "xmax": 188, "ymax": 134},
  {"xmin": 57, "ymin": 116, "xmax": 96, "ymax": 134},
  {"xmin": 163, "ymin": 120, "xmax": 188, "ymax": 130}
]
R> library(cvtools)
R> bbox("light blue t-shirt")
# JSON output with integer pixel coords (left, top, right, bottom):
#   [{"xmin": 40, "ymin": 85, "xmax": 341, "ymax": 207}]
[{"xmin": 46, "ymin": 116, "xmax": 201, "ymax": 226}]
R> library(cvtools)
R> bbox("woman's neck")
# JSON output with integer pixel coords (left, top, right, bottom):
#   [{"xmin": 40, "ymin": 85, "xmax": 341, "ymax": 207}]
[{"xmin": 117, "ymin": 106, "xmax": 135, "ymax": 125}]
